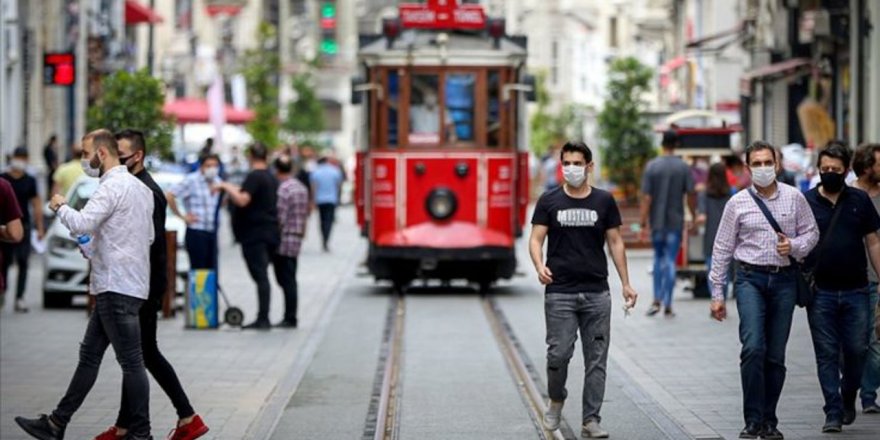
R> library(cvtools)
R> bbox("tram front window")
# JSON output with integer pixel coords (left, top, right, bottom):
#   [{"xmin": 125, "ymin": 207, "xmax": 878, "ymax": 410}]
[{"xmin": 409, "ymin": 74, "xmax": 455, "ymax": 144}]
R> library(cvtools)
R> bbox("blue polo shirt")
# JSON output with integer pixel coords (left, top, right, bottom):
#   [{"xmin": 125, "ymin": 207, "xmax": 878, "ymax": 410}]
[{"xmin": 805, "ymin": 186, "xmax": 880, "ymax": 291}]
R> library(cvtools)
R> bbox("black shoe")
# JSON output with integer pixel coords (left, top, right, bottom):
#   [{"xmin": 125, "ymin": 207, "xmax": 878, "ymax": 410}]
[
  {"xmin": 762, "ymin": 424, "xmax": 783, "ymax": 439},
  {"xmin": 121, "ymin": 435, "xmax": 153, "ymax": 440},
  {"xmin": 275, "ymin": 320, "xmax": 297, "ymax": 328},
  {"xmin": 842, "ymin": 408, "xmax": 856, "ymax": 425},
  {"xmin": 822, "ymin": 417, "xmax": 842, "ymax": 433},
  {"xmin": 739, "ymin": 423, "xmax": 762, "ymax": 439},
  {"xmin": 242, "ymin": 320, "xmax": 271, "ymax": 330},
  {"xmin": 646, "ymin": 303, "xmax": 661, "ymax": 317},
  {"xmin": 15, "ymin": 414, "xmax": 65, "ymax": 440}
]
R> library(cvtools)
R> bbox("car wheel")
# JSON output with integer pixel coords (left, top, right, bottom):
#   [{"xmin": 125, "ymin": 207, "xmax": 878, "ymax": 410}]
[{"xmin": 43, "ymin": 290, "xmax": 73, "ymax": 309}]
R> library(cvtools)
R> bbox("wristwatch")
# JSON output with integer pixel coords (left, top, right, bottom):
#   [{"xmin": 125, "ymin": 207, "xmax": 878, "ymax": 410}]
[{"xmin": 52, "ymin": 201, "xmax": 66, "ymax": 212}]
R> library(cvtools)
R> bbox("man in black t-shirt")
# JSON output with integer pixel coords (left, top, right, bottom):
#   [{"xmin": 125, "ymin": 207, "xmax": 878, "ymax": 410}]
[
  {"xmin": 529, "ymin": 141, "xmax": 639, "ymax": 438},
  {"xmin": 219, "ymin": 143, "xmax": 280, "ymax": 330},
  {"xmin": 804, "ymin": 142, "xmax": 880, "ymax": 433},
  {"xmin": 1, "ymin": 147, "xmax": 45, "ymax": 312}
]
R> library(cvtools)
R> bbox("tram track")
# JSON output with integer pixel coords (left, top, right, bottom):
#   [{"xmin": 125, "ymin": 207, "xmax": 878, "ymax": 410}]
[{"xmin": 362, "ymin": 290, "xmax": 577, "ymax": 440}]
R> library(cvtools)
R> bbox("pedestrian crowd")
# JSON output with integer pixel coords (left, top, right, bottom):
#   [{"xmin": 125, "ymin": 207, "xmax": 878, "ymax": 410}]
[
  {"xmin": 2, "ymin": 129, "xmax": 344, "ymax": 440},
  {"xmin": 533, "ymin": 135, "xmax": 880, "ymax": 439}
]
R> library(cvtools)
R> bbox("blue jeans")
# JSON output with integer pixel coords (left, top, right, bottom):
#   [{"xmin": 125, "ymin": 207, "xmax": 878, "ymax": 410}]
[
  {"xmin": 52, "ymin": 292, "xmax": 150, "ymax": 436},
  {"xmin": 861, "ymin": 285, "xmax": 880, "ymax": 407},
  {"xmin": 734, "ymin": 266, "xmax": 797, "ymax": 426},
  {"xmin": 545, "ymin": 292, "xmax": 611, "ymax": 423},
  {"xmin": 807, "ymin": 287, "xmax": 871, "ymax": 419},
  {"xmin": 651, "ymin": 229, "xmax": 682, "ymax": 308}
]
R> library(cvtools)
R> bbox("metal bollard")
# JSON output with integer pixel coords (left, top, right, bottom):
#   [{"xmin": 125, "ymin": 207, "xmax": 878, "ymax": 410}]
[{"xmin": 163, "ymin": 230, "xmax": 177, "ymax": 318}]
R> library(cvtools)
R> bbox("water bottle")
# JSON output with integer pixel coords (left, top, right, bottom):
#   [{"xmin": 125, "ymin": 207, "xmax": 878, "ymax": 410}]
[{"xmin": 77, "ymin": 235, "xmax": 92, "ymax": 259}]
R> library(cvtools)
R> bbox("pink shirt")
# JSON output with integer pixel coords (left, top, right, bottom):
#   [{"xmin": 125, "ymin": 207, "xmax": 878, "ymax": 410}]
[{"xmin": 709, "ymin": 183, "xmax": 819, "ymax": 301}]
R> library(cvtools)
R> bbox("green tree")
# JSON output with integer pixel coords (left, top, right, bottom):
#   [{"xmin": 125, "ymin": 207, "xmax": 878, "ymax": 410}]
[
  {"xmin": 529, "ymin": 71, "xmax": 586, "ymax": 156},
  {"xmin": 598, "ymin": 57, "xmax": 655, "ymax": 201},
  {"xmin": 284, "ymin": 72, "xmax": 324, "ymax": 140},
  {"xmin": 86, "ymin": 69, "xmax": 174, "ymax": 158},
  {"xmin": 242, "ymin": 23, "xmax": 281, "ymax": 148}
]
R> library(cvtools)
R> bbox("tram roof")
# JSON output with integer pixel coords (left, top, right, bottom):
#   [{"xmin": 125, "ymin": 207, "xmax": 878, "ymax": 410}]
[{"xmin": 357, "ymin": 31, "xmax": 527, "ymax": 67}]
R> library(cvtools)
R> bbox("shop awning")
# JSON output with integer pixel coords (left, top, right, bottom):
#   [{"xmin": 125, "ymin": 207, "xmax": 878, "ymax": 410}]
[
  {"xmin": 125, "ymin": 0, "xmax": 163, "ymax": 25},
  {"xmin": 163, "ymin": 99, "xmax": 255, "ymax": 124},
  {"xmin": 739, "ymin": 58, "xmax": 813, "ymax": 96}
]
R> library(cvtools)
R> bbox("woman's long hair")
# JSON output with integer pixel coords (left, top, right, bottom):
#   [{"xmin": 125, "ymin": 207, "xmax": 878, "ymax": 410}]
[{"xmin": 706, "ymin": 163, "xmax": 731, "ymax": 198}]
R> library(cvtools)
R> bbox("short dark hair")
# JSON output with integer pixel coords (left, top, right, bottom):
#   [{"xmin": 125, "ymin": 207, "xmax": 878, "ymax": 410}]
[
  {"xmin": 661, "ymin": 130, "xmax": 680, "ymax": 149},
  {"xmin": 559, "ymin": 140, "xmax": 593, "ymax": 163},
  {"xmin": 818, "ymin": 140, "xmax": 852, "ymax": 170},
  {"xmin": 115, "ymin": 129, "xmax": 147, "ymax": 154},
  {"xmin": 91, "ymin": 131, "xmax": 119, "ymax": 157},
  {"xmin": 12, "ymin": 146, "xmax": 28, "ymax": 158},
  {"xmin": 274, "ymin": 156, "xmax": 293, "ymax": 174},
  {"xmin": 199, "ymin": 153, "xmax": 221, "ymax": 166},
  {"xmin": 248, "ymin": 142, "xmax": 268, "ymax": 161},
  {"xmin": 853, "ymin": 143, "xmax": 880, "ymax": 177},
  {"xmin": 744, "ymin": 140, "xmax": 776, "ymax": 165}
]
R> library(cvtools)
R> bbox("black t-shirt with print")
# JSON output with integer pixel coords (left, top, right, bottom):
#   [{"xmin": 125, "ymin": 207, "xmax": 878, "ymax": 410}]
[{"xmin": 531, "ymin": 186, "xmax": 622, "ymax": 294}]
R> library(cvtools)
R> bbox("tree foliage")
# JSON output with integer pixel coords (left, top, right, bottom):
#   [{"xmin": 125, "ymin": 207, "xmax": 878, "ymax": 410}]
[
  {"xmin": 597, "ymin": 57, "xmax": 655, "ymax": 201},
  {"xmin": 86, "ymin": 69, "xmax": 174, "ymax": 158},
  {"xmin": 284, "ymin": 72, "xmax": 324, "ymax": 139},
  {"xmin": 529, "ymin": 70, "xmax": 585, "ymax": 156},
  {"xmin": 242, "ymin": 23, "xmax": 281, "ymax": 148}
]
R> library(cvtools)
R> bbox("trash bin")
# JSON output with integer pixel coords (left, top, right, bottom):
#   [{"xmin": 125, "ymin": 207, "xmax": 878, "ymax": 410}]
[{"xmin": 185, "ymin": 269, "xmax": 218, "ymax": 329}]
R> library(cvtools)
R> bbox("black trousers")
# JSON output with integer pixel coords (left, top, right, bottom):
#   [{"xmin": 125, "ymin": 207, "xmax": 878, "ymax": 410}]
[
  {"xmin": 185, "ymin": 228, "xmax": 218, "ymax": 270},
  {"xmin": 116, "ymin": 301, "xmax": 194, "ymax": 428},
  {"xmin": 1, "ymin": 223, "xmax": 31, "ymax": 299},
  {"xmin": 272, "ymin": 255, "xmax": 298, "ymax": 324},
  {"xmin": 53, "ymin": 293, "xmax": 151, "ymax": 436},
  {"xmin": 242, "ymin": 241, "xmax": 275, "ymax": 323},
  {"xmin": 317, "ymin": 203, "xmax": 336, "ymax": 248}
]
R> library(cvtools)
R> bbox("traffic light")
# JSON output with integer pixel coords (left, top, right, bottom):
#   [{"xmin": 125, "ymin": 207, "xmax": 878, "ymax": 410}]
[{"xmin": 320, "ymin": 1, "xmax": 338, "ymax": 57}]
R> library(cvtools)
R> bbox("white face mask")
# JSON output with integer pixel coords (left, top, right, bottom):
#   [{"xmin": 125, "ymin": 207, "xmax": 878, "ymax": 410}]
[
  {"xmin": 9, "ymin": 159, "xmax": 27, "ymax": 171},
  {"xmin": 81, "ymin": 158, "xmax": 100, "ymax": 178},
  {"xmin": 203, "ymin": 167, "xmax": 219, "ymax": 180},
  {"xmin": 562, "ymin": 165, "xmax": 587, "ymax": 187},
  {"xmin": 750, "ymin": 165, "xmax": 776, "ymax": 188}
]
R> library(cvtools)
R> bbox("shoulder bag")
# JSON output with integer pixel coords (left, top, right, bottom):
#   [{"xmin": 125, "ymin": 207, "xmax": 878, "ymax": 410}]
[{"xmin": 748, "ymin": 189, "xmax": 843, "ymax": 307}]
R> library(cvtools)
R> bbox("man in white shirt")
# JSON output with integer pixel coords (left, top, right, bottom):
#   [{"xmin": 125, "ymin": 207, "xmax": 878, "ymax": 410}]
[
  {"xmin": 409, "ymin": 91, "xmax": 457, "ymax": 142},
  {"xmin": 15, "ymin": 129, "xmax": 155, "ymax": 440}
]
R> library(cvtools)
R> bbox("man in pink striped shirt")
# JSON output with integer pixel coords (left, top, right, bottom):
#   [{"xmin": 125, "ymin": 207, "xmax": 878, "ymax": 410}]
[{"xmin": 708, "ymin": 141, "xmax": 819, "ymax": 439}]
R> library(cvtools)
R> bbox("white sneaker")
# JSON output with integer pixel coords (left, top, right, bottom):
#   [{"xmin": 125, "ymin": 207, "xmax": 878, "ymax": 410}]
[
  {"xmin": 543, "ymin": 400, "xmax": 564, "ymax": 431},
  {"xmin": 14, "ymin": 299, "xmax": 28, "ymax": 313},
  {"xmin": 582, "ymin": 420, "xmax": 609, "ymax": 438}
]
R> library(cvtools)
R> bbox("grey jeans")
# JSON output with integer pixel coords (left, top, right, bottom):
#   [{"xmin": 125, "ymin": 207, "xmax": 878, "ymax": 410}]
[{"xmin": 545, "ymin": 291, "xmax": 611, "ymax": 423}]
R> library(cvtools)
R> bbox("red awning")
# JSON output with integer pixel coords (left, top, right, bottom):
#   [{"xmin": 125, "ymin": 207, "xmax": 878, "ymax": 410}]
[
  {"xmin": 125, "ymin": 0, "xmax": 163, "ymax": 25},
  {"xmin": 163, "ymin": 99, "xmax": 255, "ymax": 124},
  {"xmin": 741, "ymin": 58, "xmax": 812, "ymax": 81}
]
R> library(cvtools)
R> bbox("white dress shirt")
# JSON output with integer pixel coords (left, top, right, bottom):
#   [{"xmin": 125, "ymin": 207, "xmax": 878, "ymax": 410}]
[{"xmin": 57, "ymin": 165, "xmax": 154, "ymax": 300}]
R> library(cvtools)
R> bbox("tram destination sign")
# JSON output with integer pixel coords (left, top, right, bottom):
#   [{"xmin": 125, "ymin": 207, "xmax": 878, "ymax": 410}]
[{"xmin": 399, "ymin": 0, "xmax": 486, "ymax": 30}]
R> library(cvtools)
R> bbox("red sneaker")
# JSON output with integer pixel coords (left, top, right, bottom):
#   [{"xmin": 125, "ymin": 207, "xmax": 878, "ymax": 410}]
[
  {"xmin": 94, "ymin": 426, "xmax": 122, "ymax": 440},
  {"xmin": 168, "ymin": 415, "xmax": 209, "ymax": 440}
]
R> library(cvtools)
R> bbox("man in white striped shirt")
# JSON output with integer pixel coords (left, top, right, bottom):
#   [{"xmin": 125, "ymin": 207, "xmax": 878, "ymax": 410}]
[{"xmin": 16, "ymin": 129, "xmax": 155, "ymax": 440}]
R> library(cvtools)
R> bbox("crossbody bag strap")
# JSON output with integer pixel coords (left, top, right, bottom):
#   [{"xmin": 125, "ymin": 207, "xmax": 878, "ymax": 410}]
[{"xmin": 748, "ymin": 190, "xmax": 800, "ymax": 267}]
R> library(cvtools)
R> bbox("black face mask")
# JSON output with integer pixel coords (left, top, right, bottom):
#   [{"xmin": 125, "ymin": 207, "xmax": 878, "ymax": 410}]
[{"xmin": 820, "ymin": 172, "xmax": 846, "ymax": 193}]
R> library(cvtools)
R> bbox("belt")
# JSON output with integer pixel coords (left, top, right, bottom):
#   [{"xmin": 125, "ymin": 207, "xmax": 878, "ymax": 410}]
[{"xmin": 737, "ymin": 261, "xmax": 792, "ymax": 274}]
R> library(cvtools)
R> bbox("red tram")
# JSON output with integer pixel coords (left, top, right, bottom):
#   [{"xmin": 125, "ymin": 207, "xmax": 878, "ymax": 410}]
[{"xmin": 351, "ymin": 0, "xmax": 535, "ymax": 292}]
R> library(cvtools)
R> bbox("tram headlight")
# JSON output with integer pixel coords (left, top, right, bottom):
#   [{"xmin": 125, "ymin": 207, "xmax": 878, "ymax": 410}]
[{"xmin": 425, "ymin": 188, "xmax": 457, "ymax": 220}]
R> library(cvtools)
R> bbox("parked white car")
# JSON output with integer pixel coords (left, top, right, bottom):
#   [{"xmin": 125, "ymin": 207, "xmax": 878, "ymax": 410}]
[{"xmin": 42, "ymin": 173, "xmax": 190, "ymax": 308}]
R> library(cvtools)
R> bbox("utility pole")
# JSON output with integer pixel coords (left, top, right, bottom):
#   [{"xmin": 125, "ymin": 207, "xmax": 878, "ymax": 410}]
[
  {"xmin": 147, "ymin": 0, "xmax": 155, "ymax": 74},
  {"xmin": 74, "ymin": 0, "xmax": 87, "ymax": 142}
]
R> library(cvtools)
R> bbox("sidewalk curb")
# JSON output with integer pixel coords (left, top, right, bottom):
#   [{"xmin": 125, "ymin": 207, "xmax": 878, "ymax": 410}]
[
  {"xmin": 244, "ymin": 241, "xmax": 365, "ymax": 439},
  {"xmin": 610, "ymin": 345, "xmax": 722, "ymax": 440}
]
